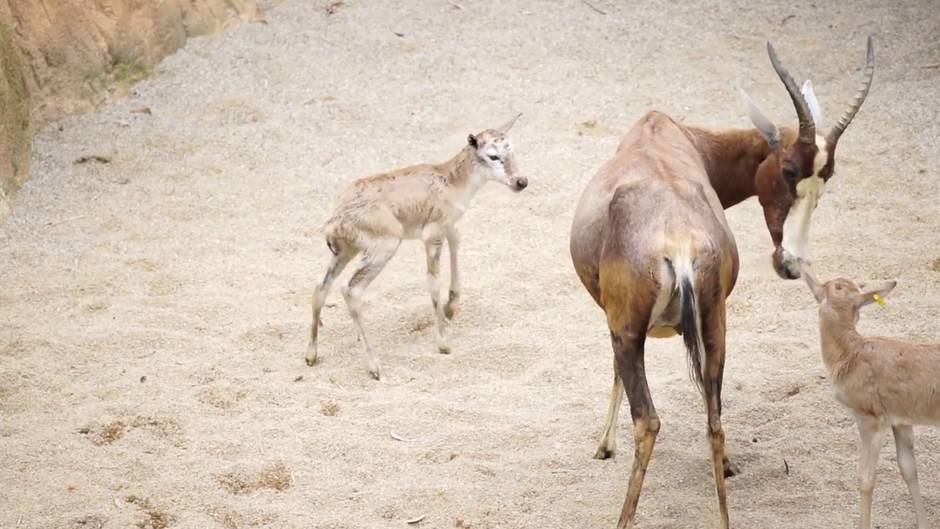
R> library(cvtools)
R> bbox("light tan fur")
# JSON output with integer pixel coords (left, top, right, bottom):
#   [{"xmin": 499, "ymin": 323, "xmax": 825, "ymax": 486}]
[
  {"xmin": 801, "ymin": 263, "xmax": 940, "ymax": 529},
  {"xmin": 306, "ymin": 116, "xmax": 529, "ymax": 380}
]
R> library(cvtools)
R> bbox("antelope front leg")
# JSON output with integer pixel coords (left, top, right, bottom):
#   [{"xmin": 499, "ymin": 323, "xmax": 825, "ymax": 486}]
[
  {"xmin": 423, "ymin": 227, "xmax": 450, "ymax": 354},
  {"xmin": 892, "ymin": 425, "xmax": 929, "ymax": 529},
  {"xmin": 444, "ymin": 227, "xmax": 460, "ymax": 320},
  {"xmin": 594, "ymin": 356, "xmax": 624, "ymax": 460},
  {"xmin": 856, "ymin": 415, "xmax": 886, "ymax": 529}
]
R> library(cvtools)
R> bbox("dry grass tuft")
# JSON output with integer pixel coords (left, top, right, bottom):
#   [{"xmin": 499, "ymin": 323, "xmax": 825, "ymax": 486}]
[
  {"xmin": 89, "ymin": 420, "xmax": 126, "ymax": 445},
  {"xmin": 320, "ymin": 400, "xmax": 340, "ymax": 416},
  {"xmin": 71, "ymin": 515, "xmax": 106, "ymax": 528},
  {"xmin": 206, "ymin": 506, "xmax": 277, "ymax": 529},
  {"xmin": 82, "ymin": 415, "xmax": 183, "ymax": 446},
  {"xmin": 217, "ymin": 462, "xmax": 292, "ymax": 495},
  {"xmin": 126, "ymin": 495, "xmax": 175, "ymax": 529},
  {"xmin": 199, "ymin": 387, "xmax": 248, "ymax": 410}
]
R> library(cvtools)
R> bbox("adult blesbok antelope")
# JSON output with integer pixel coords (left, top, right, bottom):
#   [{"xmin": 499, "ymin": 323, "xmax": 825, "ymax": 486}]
[
  {"xmin": 569, "ymin": 38, "xmax": 874, "ymax": 528},
  {"xmin": 801, "ymin": 263, "xmax": 938, "ymax": 529},
  {"xmin": 307, "ymin": 116, "xmax": 529, "ymax": 380}
]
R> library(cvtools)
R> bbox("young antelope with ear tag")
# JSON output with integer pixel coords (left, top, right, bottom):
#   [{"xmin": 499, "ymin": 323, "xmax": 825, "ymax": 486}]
[
  {"xmin": 306, "ymin": 115, "xmax": 529, "ymax": 380},
  {"xmin": 801, "ymin": 263, "xmax": 940, "ymax": 529},
  {"xmin": 569, "ymin": 37, "xmax": 874, "ymax": 529}
]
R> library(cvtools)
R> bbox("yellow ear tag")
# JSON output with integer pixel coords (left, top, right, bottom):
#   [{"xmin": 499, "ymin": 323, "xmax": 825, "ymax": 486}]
[{"xmin": 873, "ymin": 294, "xmax": 886, "ymax": 306}]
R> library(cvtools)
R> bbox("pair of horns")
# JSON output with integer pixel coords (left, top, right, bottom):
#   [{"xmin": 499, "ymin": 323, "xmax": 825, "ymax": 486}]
[{"xmin": 767, "ymin": 36, "xmax": 875, "ymax": 146}]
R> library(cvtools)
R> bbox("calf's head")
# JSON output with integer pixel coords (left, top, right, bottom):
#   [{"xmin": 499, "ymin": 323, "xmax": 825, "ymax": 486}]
[
  {"xmin": 800, "ymin": 262, "xmax": 896, "ymax": 323},
  {"xmin": 468, "ymin": 114, "xmax": 529, "ymax": 192}
]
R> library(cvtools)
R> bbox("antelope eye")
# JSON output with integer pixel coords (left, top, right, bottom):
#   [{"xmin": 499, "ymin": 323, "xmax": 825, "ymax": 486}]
[
  {"xmin": 488, "ymin": 154, "xmax": 501, "ymax": 162},
  {"xmin": 782, "ymin": 167, "xmax": 798, "ymax": 181}
]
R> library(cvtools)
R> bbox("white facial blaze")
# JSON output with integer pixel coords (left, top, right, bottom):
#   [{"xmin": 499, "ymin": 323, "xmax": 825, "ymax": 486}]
[
  {"xmin": 781, "ymin": 137, "xmax": 828, "ymax": 262},
  {"xmin": 482, "ymin": 138, "xmax": 513, "ymax": 186}
]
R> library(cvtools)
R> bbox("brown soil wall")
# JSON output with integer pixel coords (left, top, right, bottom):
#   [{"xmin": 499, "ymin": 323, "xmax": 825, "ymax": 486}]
[{"xmin": 0, "ymin": 0, "xmax": 257, "ymax": 218}]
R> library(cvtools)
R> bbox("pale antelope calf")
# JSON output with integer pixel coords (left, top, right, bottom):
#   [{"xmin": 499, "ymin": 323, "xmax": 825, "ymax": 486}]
[
  {"xmin": 306, "ymin": 116, "xmax": 529, "ymax": 380},
  {"xmin": 801, "ymin": 263, "xmax": 940, "ymax": 529}
]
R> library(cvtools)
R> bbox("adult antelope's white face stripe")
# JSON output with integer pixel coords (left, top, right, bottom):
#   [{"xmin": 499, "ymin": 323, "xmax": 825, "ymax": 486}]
[{"xmin": 781, "ymin": 135, "xmax": 829, "ymax": 263}]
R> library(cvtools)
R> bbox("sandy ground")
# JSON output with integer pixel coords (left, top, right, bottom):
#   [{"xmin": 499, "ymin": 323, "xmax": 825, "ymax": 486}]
[{"xmin": 2, "ymin": 1, "xmax": 939, "ymax": 528}]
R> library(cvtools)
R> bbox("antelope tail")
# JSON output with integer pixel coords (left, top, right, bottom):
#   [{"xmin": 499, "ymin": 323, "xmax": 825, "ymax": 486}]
[{"xmin": 667, "ymin": 257, "xmax": 706, "ymax": 395}]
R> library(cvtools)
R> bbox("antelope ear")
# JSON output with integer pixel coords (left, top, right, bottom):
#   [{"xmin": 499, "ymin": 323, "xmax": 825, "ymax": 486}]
[
  {"xmin": 858, "ymin": 280, "xmax": 897, "ymax": 307},
  {"xmin": 737, "ymin": 85, "xmax": 780, "ymax": 150},
  {"xmin": 800, "ymin": 261, "xmax": 825, "ymax": 302},
  {"xmin": 801, "ymin": 80, "xmax": 825, "ymax": 130},
  {"xmin": 467, "ymin": 134, "xmax": 478, "ymax": 148},
  {"xmin": 497, "ymin": 113, "xmax": 522, "ymax": 133}
]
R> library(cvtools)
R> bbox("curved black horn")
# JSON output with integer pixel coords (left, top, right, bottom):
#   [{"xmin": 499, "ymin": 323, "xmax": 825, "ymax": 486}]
[
  {"xmin": 767, "ymin": 42, "xmax": 816, "ymax": 144},
  {"xmin": 826, "ymin": 36, "xmax": 875, "ymax": 147}
]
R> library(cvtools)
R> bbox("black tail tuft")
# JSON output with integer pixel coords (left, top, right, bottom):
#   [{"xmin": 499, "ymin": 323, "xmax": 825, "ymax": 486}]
[{"xmin": 679, "ymin": 276, "xmax": 705, "ymax": 394}]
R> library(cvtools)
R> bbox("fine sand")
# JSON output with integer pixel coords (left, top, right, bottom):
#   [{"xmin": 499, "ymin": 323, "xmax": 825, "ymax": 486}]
[{"xmin": 1, "ymin": 1, "xmax": 939, "ymax": 528}]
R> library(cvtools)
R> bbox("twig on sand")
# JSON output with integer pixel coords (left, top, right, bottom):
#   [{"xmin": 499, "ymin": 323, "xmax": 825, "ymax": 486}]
[
  {"xmin": 45, "ymin": 215, "xmax": 84, "ymax": 227},
  {"xmin": 781, "ymin": 14, "xmax": 796, "ymax": 25},
  {"xmin": 73, "ymin": 155, "xmax": 111, "ymax": 164},
  {"xmin": 391, "ymin": 29, "xmax": 405, "ymax": 38},
  {"xmin": 406, "ymin": 514, "xmax": 426, "ymax": 524},
  {"xmin": 783, "ymin": 458, "xmax": 790, "ymax": 475},
  {"xmin": 580, "ymin": 0, "xmax": 607, "ymax": 15},
  {"xmin": 921, "ymin": 63, "xmax": 940, "ymax": 69},
  {"xmin": 446, "ymin": 0, "xmax": 464, "ymax": 9},
  {"xmin": 389, "ymin": 431, "xmax": 409, "ymax": 442},
  {"xmin": 136, "ymin": 350, "xmax": 156, "ymax": 359}
]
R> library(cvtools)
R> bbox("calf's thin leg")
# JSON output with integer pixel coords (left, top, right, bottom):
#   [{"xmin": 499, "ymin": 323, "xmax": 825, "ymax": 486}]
[
  {"xmin": 856, "ymin": 415, "xmax": 886, "ymax": 529},
  {"xmin": 595, "ymin": 356, "xmax": 624, "ymax": 460},
  {"xmin": 892, "ymin": 425, "xmax": 929, "ymax": 529},
  {"xmin": 306, "ymin": 247, "xmax": 356, "ymax": 366},
  {"xmin": 612, "ymin": 330, "xmax": 659, "ymax": 529},
  {"xmin": 444, "ymin": 227, "xmax": 460, "ymax": 319},
  {"xmin": 342, "ymin": 239, "xmax": 400, "ymax": 380},
  {"xmin": 422, "ymin": 226, "xmax": 450, "ymax": 353}
]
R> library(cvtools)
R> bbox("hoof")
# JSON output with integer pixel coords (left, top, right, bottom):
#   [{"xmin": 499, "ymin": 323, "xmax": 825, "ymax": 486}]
[
  {"xmin": 723, "ymin": 456, "xmax": 741, "ymax": 478},
  {"xmin": 444, "ymin": 295, "xmax": 459, "ymax": 320},
  {"xmin": 369, "ymin": 370, "xmax": 381, "ymax": 381},
  {"xmin": 438, "ymin": 345, "xmax": 452, "ymax": 355},
  {"xmin": 305, "ymin": 345, "xmax": 318, "ymax": 366},
  {"xmin": 593, "ymin": 446, "xmax": 615, "ymax": 460}
]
